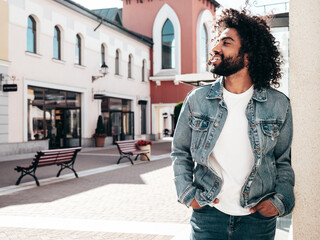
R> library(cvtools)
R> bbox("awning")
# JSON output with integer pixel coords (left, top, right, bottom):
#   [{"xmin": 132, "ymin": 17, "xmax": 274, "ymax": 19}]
[{"xmin": 175, "ymin": 72, "xmax": 215, "ymax": 86}]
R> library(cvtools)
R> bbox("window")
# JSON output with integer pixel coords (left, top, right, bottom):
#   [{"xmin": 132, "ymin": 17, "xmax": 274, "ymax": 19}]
[
  {"xmin": 141, "ymin": 102, "xmax": 147, "ymax": 134},
  {"xmin": 27, "ymin": 16, "xmax": 37, "ymax": 53},
  {"xmin": 162, "ymin": 19, "xmax": 175, "ymax": 69},
  {"xmin": 128, "ymin": 54, "xmax": 132, "ymax": 78},
  {"xmin": 101, "ymin": 44, "xmax": 105, "ymax": 65},
  {"xmin": 115, "ymin": 49, "xmax": 120, "ymax": 75},
  {"xmin": 142, "ymin": 59, "xmax": 146, "ymax": 82},
  {"xmin": 53, "ymin": 26, "xmax": 61, "ymax": 60},
  {"xmin": 75, "ymin": 34, "xmax": 82, "ymax": 65},
  {"xmin": 201, "ymin": 24, "xmax": 209, "ymax": 72}
]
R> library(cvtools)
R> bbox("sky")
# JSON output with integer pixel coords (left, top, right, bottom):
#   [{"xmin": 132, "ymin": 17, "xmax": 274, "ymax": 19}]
[{"xmin": 72, "ymin": 0, "xmax": 288, "ymax": 15}]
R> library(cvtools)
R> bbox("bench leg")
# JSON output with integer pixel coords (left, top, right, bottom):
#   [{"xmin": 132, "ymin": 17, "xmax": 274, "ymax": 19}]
[
  {"xmin": 15, "ymin": 170, "xmax": 40, "ymax": 186},
  {"xmin": 57, "ymin": 164, "xmax": 78, "ymax": 178},
  {"xmin": 117, "ymin": 156, "xmax": 134, "ymax": 165},
  {"xmin": 15, "ymin": 174, "xmax": 24, "ymax": 186}
]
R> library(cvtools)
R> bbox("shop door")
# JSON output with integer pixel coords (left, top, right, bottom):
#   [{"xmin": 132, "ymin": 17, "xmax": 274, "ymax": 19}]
[
  {"xmin": 47, "ymin": 108, "xmax": 81, "ymax": 148},
  {"xmin": 110, "ymin": 111, "xmax": 134, "ymax": 142}
]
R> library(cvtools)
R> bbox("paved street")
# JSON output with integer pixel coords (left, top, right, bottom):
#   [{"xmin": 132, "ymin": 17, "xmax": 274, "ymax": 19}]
[
  {"xmin": 0, "ymin": 139, "xmax": 291, "ymax": 239},
  {"xmin": 0, "ymin": 140, "xmax": 191, "ymax": 239}
]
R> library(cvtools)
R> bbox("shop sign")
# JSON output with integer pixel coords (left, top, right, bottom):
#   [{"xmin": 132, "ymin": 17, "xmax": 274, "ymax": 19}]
[{"xmin": 3, "ymin": 84, "xmax": 18, "ymax": 92}]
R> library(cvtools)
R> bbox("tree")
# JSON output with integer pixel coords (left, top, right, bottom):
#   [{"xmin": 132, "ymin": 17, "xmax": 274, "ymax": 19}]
[{"xmin": 173, "ymin": 101, "xmax": 184, "ymax": 126}]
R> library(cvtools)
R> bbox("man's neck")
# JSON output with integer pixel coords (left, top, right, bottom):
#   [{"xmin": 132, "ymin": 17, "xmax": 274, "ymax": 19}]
[{"xmin": 224, "ymin": 69, "xmax": 253, "ymax": 94}]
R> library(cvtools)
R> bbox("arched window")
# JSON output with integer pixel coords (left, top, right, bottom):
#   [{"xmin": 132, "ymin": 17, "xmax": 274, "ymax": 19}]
[
  {"xmin": 162, "ymin": 19, "xmax": 175, "ymax": 69},
  {"xmin": 53, "ymin": 26, "xmax": 61, "ymax": 60},
  {"xmin": 101, "ymin": 44, "xmax": 105, "ymax": 65},
  {"xmin": 75, "ymin": 34, "xmax": 82, "ymax": 65},
  {"xmin": 142, "ymin": 59, "xmax": 146, "ymax": 82},
  {"xmin": 27, "ymin": 16, "xmax": 37, "ymax": 53},
  {"xmin": 115, "ymin": 49, "xmax": 120, "ymax": 75},
  {"xmin": 201, "ymin": 24, "xmax": 209, "ymax": 72},
  {"xmin": 128, "ymin": 54, "xmax": 132, "ymax": 78}
]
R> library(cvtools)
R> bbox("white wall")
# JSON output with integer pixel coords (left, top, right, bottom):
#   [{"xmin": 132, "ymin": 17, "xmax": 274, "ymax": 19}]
[{"xmin": 7, "ymin": 0, "xmax": 151, "ymax": 143}]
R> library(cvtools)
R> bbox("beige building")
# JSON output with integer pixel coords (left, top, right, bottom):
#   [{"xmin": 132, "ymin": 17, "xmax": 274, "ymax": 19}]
[
  {"xmin": 290, "ymin": 0, "xmax": 320, "ymax": 239},
  {"xmin": 0, "ymin": 0, "xmax": 9, "ymax": 144}
]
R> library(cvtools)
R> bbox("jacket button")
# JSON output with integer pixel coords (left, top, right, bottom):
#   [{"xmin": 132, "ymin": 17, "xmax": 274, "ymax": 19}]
[
  {"xmin": 205, "ymin": 143, "xmax": 210, "ymax": 148},
  {"xmin": 214, "ymin": 122, "xmax": 219, "ymax": 127},
  {"xmin": 214, "ymin": 181, "xmax": 219, "ymax": 187}
]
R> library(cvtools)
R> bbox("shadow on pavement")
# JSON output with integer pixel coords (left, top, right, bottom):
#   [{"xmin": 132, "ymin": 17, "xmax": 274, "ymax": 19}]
[{"xmin": 0, "ymin": 142, "xmax": 173, "ymax": 209}]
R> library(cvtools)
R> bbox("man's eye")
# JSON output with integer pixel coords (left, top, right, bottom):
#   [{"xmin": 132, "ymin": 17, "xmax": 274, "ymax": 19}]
[{"xmin": 223, "ymin": 42, "xmax": 230, "ymax": 45}]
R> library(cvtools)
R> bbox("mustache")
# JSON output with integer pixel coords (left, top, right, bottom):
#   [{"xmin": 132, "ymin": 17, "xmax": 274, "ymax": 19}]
[{"xmin": 207, "ymin": 54, "xmax": 224, "ymax": 66}]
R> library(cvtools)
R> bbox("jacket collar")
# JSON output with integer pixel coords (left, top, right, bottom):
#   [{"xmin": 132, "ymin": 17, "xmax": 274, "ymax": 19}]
[{"xmin": 206, "ymin": 77, "xmax": 267, "ymax": 102}]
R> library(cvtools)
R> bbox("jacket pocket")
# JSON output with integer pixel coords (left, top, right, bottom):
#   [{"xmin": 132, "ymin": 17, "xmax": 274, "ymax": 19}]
[
  {"xmin": 188, "ymin": 115, "xmax": 210, "ymax": 149},
  {"xmin": 260, "ymin": 120, "xmax": 282, "ymax": 139},
  {"xmin": 259, "ymin": 120, "xmax": 283, "ymax": 151}
]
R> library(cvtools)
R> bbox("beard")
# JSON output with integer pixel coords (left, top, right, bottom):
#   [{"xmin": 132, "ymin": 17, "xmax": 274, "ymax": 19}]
[{"xmin": 210, "ymin": 51, "xmax": 245, "ymax": 77}]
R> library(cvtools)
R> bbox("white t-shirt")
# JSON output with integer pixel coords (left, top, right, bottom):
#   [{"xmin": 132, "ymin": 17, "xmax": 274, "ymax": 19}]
[{"xmin": 209, "ymin": 85, "xmax": 254, "ymax": 216}]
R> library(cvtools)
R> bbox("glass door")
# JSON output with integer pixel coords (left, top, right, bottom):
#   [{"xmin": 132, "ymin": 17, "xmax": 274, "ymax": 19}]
[
  {"xmin": 64, "ymin": 109, "xmax": 81, "ymax": 147},
  {"xmin": 110, "ymin": 111, "xmax": 134, "ymax": 142},
  {"xmin": 46, "ymin": 108, "xmax": 81, "ymax": 148}
]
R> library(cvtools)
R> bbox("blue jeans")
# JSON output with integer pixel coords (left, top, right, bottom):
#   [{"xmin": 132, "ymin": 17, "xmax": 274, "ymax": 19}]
[{"xmin": 190, "ymin": 206, "xmax": 277, "ymax": 240}]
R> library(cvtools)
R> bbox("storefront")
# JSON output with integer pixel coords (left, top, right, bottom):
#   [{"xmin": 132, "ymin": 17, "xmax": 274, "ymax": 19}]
[
  {"xmin": 27, "ymin": 86, "xmax": 81, "ymax": 149},
  {"xmin": 101, "ymin": 97, "xmax": 134, "ymax": 142}
]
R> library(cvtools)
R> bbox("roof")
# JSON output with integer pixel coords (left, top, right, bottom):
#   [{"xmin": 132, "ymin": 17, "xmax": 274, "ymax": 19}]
[
  {"xmin": 208, "ymin": 0, "xmax": 220, "ymax": 8},
  {"xmin": 53, "ymin": 0, "xmax": 153, "ymax": 46},
  {"xmin": 92, "ymin": 8, "xmax": 123, "ymax": 26}
]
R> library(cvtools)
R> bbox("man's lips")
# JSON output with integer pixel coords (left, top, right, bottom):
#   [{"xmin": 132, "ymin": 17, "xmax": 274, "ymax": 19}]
[{"xmin": 210, "ymin": 55, "xmax": 222, "ymax": 64}]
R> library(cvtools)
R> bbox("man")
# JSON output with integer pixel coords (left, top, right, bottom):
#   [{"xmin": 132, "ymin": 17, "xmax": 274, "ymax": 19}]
[{"xmin": 171, "ymin": 9, "xmax": 294, "ymax": 240}]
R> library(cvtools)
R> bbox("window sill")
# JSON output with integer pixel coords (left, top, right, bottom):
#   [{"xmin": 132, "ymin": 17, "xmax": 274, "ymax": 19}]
[
  {"xmin": 114, "ymin": 74, "xmax": 123, "ymax": 79},
  {"xmin": 74, "ymin": 64, "xmax": 86, "ymax": 69},
  {"xmin": 25, "ymin": 51, "xmax": 42, "ymax": 58},
  {"xmin": 52, "ymin": 58, "xmax": 66, "ymax": 64}
]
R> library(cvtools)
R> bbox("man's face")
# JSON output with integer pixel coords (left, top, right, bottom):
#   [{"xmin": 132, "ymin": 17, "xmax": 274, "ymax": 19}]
[{"xmin": 210, "ymin": 28, "xmax": 246, "ymax": 77}]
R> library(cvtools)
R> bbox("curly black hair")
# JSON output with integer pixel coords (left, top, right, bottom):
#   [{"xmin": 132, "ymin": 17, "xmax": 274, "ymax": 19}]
[{"xmin": 211, "ymin": 8, "xmax": 282, "ymax": 90}]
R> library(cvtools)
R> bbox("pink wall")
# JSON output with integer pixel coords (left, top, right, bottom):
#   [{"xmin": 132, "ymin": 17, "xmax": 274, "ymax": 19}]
[
  {"xmin": 150, "ymin": 81, "xmax": 194, "ymax": 104},
  {"xmin": 123, "ymin": 0, "xmax": 216, "ymax": 74}
]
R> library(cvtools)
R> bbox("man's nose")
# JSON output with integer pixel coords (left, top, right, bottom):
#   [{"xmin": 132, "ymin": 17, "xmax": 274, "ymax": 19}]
[{"xmin": 211, "ymin": 41, "xmax": 222, "ymax": 55}]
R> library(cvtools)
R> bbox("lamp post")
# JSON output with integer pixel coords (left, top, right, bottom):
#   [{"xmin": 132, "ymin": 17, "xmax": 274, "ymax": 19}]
[{"xmin": 92, "ymin": 62, "xmax": 109, "ymax": 82}]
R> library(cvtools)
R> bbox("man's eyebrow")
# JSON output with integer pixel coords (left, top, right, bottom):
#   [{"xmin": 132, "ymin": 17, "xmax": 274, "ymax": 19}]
[{"xmin": 221, "ymin": 36, "xmax": 235, "ymax": 41}]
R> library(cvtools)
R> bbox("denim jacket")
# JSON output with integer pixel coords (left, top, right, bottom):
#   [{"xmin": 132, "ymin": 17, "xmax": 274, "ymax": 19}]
[{"xmin": 171, "ymin": 78, "xmax": 295, "ymax": 217}]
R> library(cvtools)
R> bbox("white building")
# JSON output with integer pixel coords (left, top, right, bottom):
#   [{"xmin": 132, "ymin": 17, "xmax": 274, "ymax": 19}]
[{"xmin": 0, "ymin": 0, "xmax": 152, "ymax": 155}]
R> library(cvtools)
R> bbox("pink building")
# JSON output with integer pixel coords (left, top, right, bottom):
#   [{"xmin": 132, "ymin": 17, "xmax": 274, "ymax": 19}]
[{"xmin": 123, "ymin": 0, "xmax": 219, "ymax": 139}]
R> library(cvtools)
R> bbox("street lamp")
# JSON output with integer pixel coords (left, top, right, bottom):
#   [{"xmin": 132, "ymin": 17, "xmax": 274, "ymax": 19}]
[{"xmin": 92, "ymin": 62, "xmax": 109, "ymax": 82}]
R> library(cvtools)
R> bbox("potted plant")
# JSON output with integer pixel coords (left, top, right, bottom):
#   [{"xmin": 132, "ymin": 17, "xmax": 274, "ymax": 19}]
[
  {"xmin": 136, "ymin": 139, "xmax": 153, "ymax": 160},
  {"xmin": 93, "ymin": 115, "xmax": 107, "ymax": 147}
]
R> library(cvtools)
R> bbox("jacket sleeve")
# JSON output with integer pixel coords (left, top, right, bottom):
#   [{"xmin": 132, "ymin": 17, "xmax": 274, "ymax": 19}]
[
  {"xmin": 171, "ymin": 95, "xmax": 196, "ymax": 207},
  {"xmin": 269, "ymin": 102, "xmax": 295, "ymax": 217}
]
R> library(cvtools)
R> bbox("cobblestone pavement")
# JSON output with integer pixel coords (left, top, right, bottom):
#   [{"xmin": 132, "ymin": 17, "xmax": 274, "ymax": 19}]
[
  {"xmin": 0, "ymin": 140, "xmax": 192, "ymax": 239},
  {"xmin": 0, "ymin": 140, "xmax": 291, "ymax": 239}
]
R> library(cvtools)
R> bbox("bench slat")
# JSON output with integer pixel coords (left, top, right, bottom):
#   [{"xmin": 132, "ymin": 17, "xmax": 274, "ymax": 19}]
[{"xmin": 14, "ymin": 147, "xmax": 82, "ymax": 186}]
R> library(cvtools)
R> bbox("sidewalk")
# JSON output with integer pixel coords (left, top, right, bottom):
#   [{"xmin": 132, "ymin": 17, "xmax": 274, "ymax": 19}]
[
  {"xmin": 0, "ymin": 139, "xmax": 192, "ymax": 239},
  {"xmin": 0, "ymin": 139, "xmax": 291, "ymax": 240}
]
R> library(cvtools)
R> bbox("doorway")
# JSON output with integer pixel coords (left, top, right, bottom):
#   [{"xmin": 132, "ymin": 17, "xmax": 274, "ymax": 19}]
[{"xmin": 47, "ymin": 108, "xmax": 81, "ymax": 149}]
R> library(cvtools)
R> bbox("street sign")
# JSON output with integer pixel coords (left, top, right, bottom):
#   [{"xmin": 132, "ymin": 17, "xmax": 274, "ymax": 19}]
[{"xmin": 3, "ymin": 84, "xmax": 18, "ymax": 92}]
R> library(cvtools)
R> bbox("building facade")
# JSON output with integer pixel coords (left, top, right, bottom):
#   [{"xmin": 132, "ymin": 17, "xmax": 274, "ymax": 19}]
[
  {"xmin": 123, "ymin": 0, "xmax": 219, "ymax": 139},
  {"xmin": 0, "ymin": 0, "xmax": 152, "ymax": 155}
]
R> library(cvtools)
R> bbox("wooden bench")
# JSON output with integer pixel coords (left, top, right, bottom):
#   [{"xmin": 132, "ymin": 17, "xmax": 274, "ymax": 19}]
[
  {"xmin": 14, "ymin": 147, "xmax": 82, "ymax": 186},
  {"xmin": 115, "ymin": 140, "xmax": 150, "ymax": 165}
]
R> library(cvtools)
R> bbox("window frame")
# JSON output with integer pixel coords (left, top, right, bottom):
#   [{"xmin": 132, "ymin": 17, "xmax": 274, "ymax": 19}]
[
  {"xmin": 53, "ymin": 25, "xmax": 61, "ymax": 60},
  {"xmin": 27, "ymin": 15, "xmax": 37, "ymax": 53},
  {"xmin": 161, "ymin": 19, "xmax": 175, "ymax": 69},
  {"xmin": 75, "ymin": 34, "xmax": 82, "ymax": 65},
  {"xmin": 128, "ymin": 54, "xmax": 133, "ymax": 78},
  {"xmin": 115, "ymin": 49, "xmax": 120, "ymax": 75}
]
